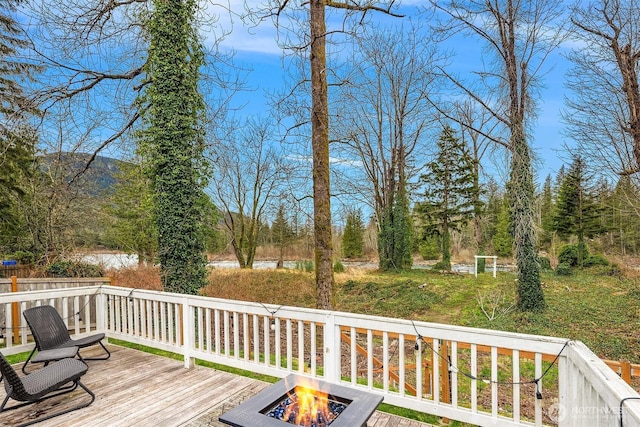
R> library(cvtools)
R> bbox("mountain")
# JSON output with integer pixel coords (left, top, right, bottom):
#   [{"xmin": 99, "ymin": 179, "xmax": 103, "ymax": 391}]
[{"xmin": 39, "ymin": 152, "xmax": 128, "ymax": 196}]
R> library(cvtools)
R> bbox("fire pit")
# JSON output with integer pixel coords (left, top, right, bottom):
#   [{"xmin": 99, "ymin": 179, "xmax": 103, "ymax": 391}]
[{"xmin": 219, "ymin": 374, "xmax": 383, "ymax": 427}]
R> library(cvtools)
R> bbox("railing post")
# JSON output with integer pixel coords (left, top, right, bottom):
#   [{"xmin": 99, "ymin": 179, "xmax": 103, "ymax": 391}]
[
  {"xmin": 96, "ymin": 289, "xmax": 106, "ymax": 334},
  {"xmin": 323, "ymin": 312, "xmax": 340, "ymax": 383},
  {"xmin": 182, "ymin": 298, "xmax": 195, "ymax": 369},
  {"xmin": 11, "ymin": 276, "xmax": 19, "ymax": 342},
  {"xmin": 558, "ymin": 353, "xmax": 568, "ymax": 427}
]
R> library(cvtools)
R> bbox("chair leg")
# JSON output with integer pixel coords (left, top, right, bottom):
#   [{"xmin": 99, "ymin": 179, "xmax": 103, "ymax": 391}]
[
  {"xmin": 2, "ymin": 380, "xmax": 95, "ymax": 427},
  {"xmin": 21, "ymin": 347, "xmax": 37, "ymax": 375},
  {"xmin": 81, "ymin": 341, "xmax": 111, "ymax": 361}
]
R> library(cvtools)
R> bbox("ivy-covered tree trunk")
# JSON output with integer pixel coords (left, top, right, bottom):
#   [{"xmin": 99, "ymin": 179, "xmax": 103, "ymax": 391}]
[
  {"xmin": 379, "ymin": 188, "xmax": 412, "ymax": 271},
  {"xmin": 510, "ymin": 127, "xmax": 544, "ymax": 311},
  {"xmin": 139, "ymin": 0, "xmax": 208, "ymax": 294}
]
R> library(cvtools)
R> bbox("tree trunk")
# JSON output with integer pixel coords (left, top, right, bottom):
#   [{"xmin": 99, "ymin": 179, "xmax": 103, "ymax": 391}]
[{"xmin": 310, "ymin": 0, "xmax": 334, "ymax": 310}]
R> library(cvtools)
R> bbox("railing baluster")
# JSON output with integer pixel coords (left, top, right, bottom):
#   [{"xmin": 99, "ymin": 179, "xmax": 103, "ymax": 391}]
[
  {"xmin": 253, "ymin": 314, "xmax": 259, "ymax": 363},
  {"xmin": 197, "ymin": 307, "xmax": 204, "ymax": 350},
  {"xmin": 471, "ymin": 343, "xmax": 477, "ymax": 413},
  {"xmin": 350, "ymin": 327, "xmax": 357, "ymax": 385},
  {"xmin": 383, "ymin": 331, "xmax": 389, "ymax": 393},
  {"xmin": 214, "ymin": 309, "xmax": 220, "ymax": 355},
  {"xmin": 297, "ymin": 320, "xmax": 304, "ymax": 374},
  {"xmin": 310, "ymin": 322, "xmax": 316, "ymax": 376},
  {"xmin": 206, "ymin": 308, "xmax": 212, "ymax": 353},
  {"xmin": 286, "ymin": 318, "xmax": 292, "ymax": 371},
  {"xmin": 233, "ymin": 311, "xmax": 239, "ymax": 359},
  {"xmin": 223, "ymin": 310, "xmax": 230, "ymax": 357},
  {"xmin": 275, "ymin": 317, "xmax": 281, "ymax": 369},
  {"xmin": 513, "ymin": 349, "xmax": 520, "ymax": 423},
  {"xmin": 433, "ymin": 338, "xmax": 440, "ymax": 403},
  {"xmin": 399, "ymin": 334, "xmax": 405, "ymax": 397},
  {"xmin": 263, "ymin": 315, "xmax": 270, "ymax": 367},
  {"xmin": 243, "ymin": 313, "xmax": 249, "ymax": 361},
  {"xmin": 535, "ymin": 352, "xmax": 542, "ymax": 426},
  {"xmin": 451, "ymin": 340, "xmax": 458, "ymax": 407},
  {"xmin": 416, "ymin": 335, "xmax": 423, "ymax": 400},
  {"xmin": 367, "ymin": 329, "xmax": 373, "ymax": 390},
  {"xmin": 491, "ymin": 346, "xmax": 498, "ymax": 418}
]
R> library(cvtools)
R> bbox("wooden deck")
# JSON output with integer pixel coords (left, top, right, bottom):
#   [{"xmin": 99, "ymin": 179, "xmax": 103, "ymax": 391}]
[{"xmin": 1, "ymin": 345, "xmax": 436, "ymax": 427}]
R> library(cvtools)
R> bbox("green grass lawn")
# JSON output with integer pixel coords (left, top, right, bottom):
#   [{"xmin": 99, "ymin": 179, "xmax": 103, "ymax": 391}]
[
  {"xmin": 337, "ymin": 268, "xmax": 640, "ymax": 362},
  {"xmin": 205, "ymin": 266, "xmax": 640, "ymax": 362}
]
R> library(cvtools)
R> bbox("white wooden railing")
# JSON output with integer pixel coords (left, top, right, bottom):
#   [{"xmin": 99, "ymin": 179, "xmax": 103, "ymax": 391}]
[{"xmin": 1, "ymin": 284, "xmax": 639, "ymax": 427}]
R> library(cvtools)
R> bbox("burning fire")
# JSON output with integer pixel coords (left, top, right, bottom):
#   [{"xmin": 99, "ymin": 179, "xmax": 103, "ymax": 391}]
[{"xmin": 285, "ymin": 385, "xmax": 333, "ymax": 426}]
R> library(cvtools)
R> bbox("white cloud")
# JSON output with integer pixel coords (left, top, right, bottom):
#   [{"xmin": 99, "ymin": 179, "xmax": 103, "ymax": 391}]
[{"xmin": 199, "ymin": 0, "xmax": 283, "ymax": 55}]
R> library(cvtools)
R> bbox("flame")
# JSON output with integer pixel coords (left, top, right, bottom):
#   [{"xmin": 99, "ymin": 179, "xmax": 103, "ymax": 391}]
[{"xmin": 282, "ymin": 379, "xmax": 334, "ymax": 426}]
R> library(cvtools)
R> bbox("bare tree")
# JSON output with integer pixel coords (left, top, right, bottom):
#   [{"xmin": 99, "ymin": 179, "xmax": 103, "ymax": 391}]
[
  {"xmin": 564, "ymin": 0, "xmax": 640, "ymax": 177},
  {"xmin": 209, "ymin": 116, "xmax": 292, "ymax": 269},
  {"xmin": 22, "ymin": 0, "xmax": 239, "ymax": 171},
  {"xmin": 452, "ymin": 99, "xmax": 502, "ymax": 259},
  {"xmin": 251, "ymin": 0, "xmax": 402, "ymax": 308},
  {"xmin": 431, "ymin": 0, "xmax": 566, "ymax": 310},
  {"xmin": 333, "ymin": 22, "xmax": 442, "ymax": 270}
]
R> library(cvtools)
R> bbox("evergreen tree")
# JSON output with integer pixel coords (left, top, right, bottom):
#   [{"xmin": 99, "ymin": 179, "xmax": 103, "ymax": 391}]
[
  {"xmin": 538, "ymin": 174, "xmax": 555, "ymax": 250},
  {"xmin": 137, "ymin": 0, "xmax": 208, "ymax": 294},
  {"xmin": 271, "ymin": 204, "xmax": 294, "ymax": 268},
  {"xmin": 608, "ymin": 176, "xmax": 640, "ymax": 255},
  {"xmin": 0, "ymin": 1, "xmax": 40, "ymax": 254},
  {"xmin": 104, "ymin": 161, "xmax": 157, "ymax": 266},
  {"xmin": 417, "ymin": 126, "xmax": 477, "ymax": 270},
  {"xmin": 342, "ymin": 208, "xmax": 365, "ymax": 259},
  {"xmin": 493, "ymin": 197, "xmax": 513, "ymax": 257},
  {"xmin": 553, "ymin": 156, "xmax": 603, "ymax": 266}
]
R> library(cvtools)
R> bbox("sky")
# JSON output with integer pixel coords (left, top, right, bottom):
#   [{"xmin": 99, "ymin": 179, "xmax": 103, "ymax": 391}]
[{"xmin": 206, "ymin": 0, "xmax": 576, "ymax": 186}]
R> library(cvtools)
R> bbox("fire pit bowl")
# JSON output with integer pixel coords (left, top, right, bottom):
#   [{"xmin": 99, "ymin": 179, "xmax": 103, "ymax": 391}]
[{"xmin": 219, "ymin": 374, "xmax": 383, "ymax": 427}]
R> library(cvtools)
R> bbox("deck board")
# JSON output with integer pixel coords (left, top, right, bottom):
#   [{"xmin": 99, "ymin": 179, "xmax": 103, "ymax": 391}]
[{"xmin": 0, "ymin": 344, "xmax": 435, "ymax": 426}]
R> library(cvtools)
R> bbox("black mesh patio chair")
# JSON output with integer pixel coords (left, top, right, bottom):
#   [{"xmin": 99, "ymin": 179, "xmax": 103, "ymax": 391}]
[
  {"xmin": 22, "ymin": 305, "xmax": 110, "ymax": 374},
  {"xmin": 0, "ymin": 352, "xmax": 95, "ymax": 426}
]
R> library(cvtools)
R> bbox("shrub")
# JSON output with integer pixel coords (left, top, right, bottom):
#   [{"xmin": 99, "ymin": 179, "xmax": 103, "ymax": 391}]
[
  {"xmin": 333, "ymin": 260, "xmax": 345, "ymax": 273},
  {"xmin": 12, "ymin": 251, "xmax": 35, "ymax": 264},
  {"xmin": 46, "ymin": 261, "xmax": 104, "ymax": 278},
  {"xmin": 558, "ymin": 245, "xmax": 579, "ymax": 267},
  {"xmin": 583, "ymin": 254, "xmax": 609, "ymax": 267},
  {"xmin": 538, "ymin": 256, "xmax": 552, "ymax": 271},
  {"xmin": 555, "ymin": 262, "xmax": 573, "ymax": 276},
  {"xmin": 431, "ymin": 260, "xmax": 451, "ymax": 271},
  {"xmin": 295, "ymin": 260, "xmax": 314, "ymax": 272},
  {"xmin": 418, "ymin": 237, "xmax": 440, "ymax": 260}
]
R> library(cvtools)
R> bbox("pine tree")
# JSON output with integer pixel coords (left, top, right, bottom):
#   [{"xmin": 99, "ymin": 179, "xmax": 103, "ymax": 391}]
[
  {"xmin": 342, "ymin": 208, "xmax": 365, "ymax": 259},
  {"xmin": 0, "ymin": 1, "xmax": 40, "ymax": 253},
  {"xmin": 539, "ymin": 174, "xmax": 555, "ymax": 249},
  {"xmin": 104, "ymin": 161, "xmax": 157, "ymax": 266},
  {"xmin": 493, "ymin": 197, "xmax": 513, "ymax": 257},
  {"xmin": 271, "ymin": 204, "xmax": 294, "ymax": 268},
  {"xmin": 417, "ymin": 126, "xmax": 477, "ymax": 270},
  {"xmin": 553, "ymin": 156, "xmax": 603, "ymax": 266}
]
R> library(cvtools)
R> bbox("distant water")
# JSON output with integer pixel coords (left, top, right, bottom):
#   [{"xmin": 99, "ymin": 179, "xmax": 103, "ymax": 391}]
[{"xmin": 77, "ymin": 253, "xmax": 513, "ymax": 274}]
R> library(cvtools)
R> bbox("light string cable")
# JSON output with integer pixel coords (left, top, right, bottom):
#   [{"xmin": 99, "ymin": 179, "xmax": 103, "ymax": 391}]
[
  {"xmin": 259, "ymin": 302, "xmax": 283, "ymax": 329},
  {"xmin": 619, "ymin": 397, "xmax": 640, "ymax": 427},
  {"xmin": 410, "ymin": 319, "xmax": 570, "ymax": 399},
  {"xmin": 0, "ymin": 284, "xmax": 104, "ymax": 338}
]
